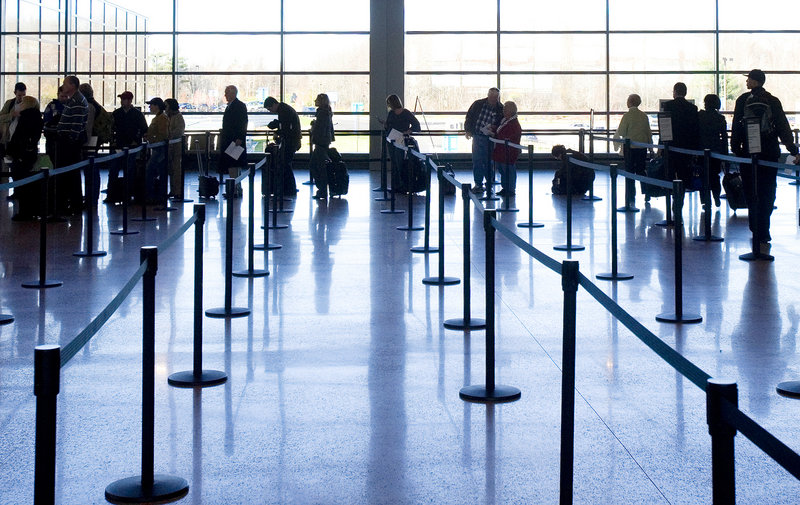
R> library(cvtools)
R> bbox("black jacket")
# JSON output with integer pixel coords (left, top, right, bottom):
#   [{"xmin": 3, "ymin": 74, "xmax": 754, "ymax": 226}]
[
  {"xmin": 269, "ymin": 103, "xmax": 301, "ymax": 153},
  {"xmin": 662, "ymin": 97, "xmax": 699, "ymax": 149},
  {"xmin": 221, "ymin": 98, "xmax": 249, "ymax": 164},
  {"xmin": 697, "ymin": 109, "xmax": 728, "ymax": 154},
  {"xmin": 731, "ymin": 86, "xmax": 798, "ymax": 160},
  {"xmin": 311, "ymin": 106, "xmax": 334, "ymax": 147},
  {"xmin": 112, "ymin": 106, "xmax": 148, "ymax": 148},
  {"xmin": 7, "ymin": 107, "xmax": 43, "ymax": 161},
  {"xmin": 464, "ymin": 98, "xmax": 503, "ymax": 136}
]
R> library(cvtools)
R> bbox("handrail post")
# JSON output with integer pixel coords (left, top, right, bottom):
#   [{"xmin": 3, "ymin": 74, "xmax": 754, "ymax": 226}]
[
  {"xmin": 694, "ymin": 149, "xmax": 723, "ymax": 242},
  {"xmin": 380, "ymin": 140, "xmax": 404, "ymax": 215},
  {"xmin": 706, "ymin": 379, "xmax": 738, "ymax": 505},
  {"xmin": 268, "ymin": 148, "xmax": 289, "ymax": 229},
  {"xmin": 459, "ymin": 210, "xmax": 520, "ymax": 403},
  {"xmin": 411, "ymin": 156, "xmax": 438, "ymax": 253},
  {"xmin": 169, "ymin": 205, "xmax": 228, "ymax": 387},
  {"xmin": 422, "ymin": 163, "xmax": 459, "ymax": 286},
  {"xmin": 106, "ymin": 247, "xmax": 189, "ymax": 503},
  {"xmin": 74, "ymin": 157, "xmax": 107, "ymax": 257},
  {"xmin": 234, "ymin": 167, "xmax": 269, "ymax": 277},
  {"xmin": 397, "ymin": 149, "xmax": 422, "ymax": 231},
  {"xmin": 133, "ymin": 145, "xmax": 156, "ymax": 223},
  {"xmin": 739, "ymin": 156, "xmax": 773, "ymax": 261},
  {"xmin": 656, "ymin": 146, "xmax": 674, "ymax": 227},
  {"xmin": 256, "ymin": 153, "xmax": 282, "ymax": 249},
  {"xmin": 205, "ymin": 179, "xmax": 250, "ymax": 318},
  {"xmin": 155, "ymin": 143, "xmax": 176, "ymax": 212},
  {"xmin": 554, "ymin": 157, "xmax": 585, "ymax": 252},
  {"xmin": 34, "ymin": 344, "xmax": 60, "ymax": 505},
  {"xmin": 597, "ymin": 164, "xmax": 633, "ymax": 281},
  {"xmin": 656, "ymin": 179, "xmax": 702, "ymax": 323},
  {"xmin": 22, "ymin": 169, "xmax": 62, "ymax": 289},
  {"xmin": 617, "ymin": 139, "xmax": 639, "ymax": 213},
  {"xmin": 559, "ymin": 260, "xmax": 580, "ymax": 505},
  {"xmin": 374, "ymin": 132, "xmax": 389, "ymax": 195},
  {"xmin": 110, "ymin": 147, "xmax": 139, "ymax": 235},
  {"xmin": 518, "ymin": 145, "xmax": 543, "ymax": 228}
]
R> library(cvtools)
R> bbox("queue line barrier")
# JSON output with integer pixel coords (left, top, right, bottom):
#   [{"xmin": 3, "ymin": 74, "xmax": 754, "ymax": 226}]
[{"xmin": 33, "ymin": 204, "xmax": 219, "ymax": 504}]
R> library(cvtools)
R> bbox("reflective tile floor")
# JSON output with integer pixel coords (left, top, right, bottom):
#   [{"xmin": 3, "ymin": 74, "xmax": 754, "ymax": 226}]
[{"xmin": 2, "ymin": 168, "xmax": 800, "ymax": 504}]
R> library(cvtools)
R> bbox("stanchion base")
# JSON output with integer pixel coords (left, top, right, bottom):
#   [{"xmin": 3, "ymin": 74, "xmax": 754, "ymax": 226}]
[
  {"xmin": 105, "ymin": 474, "xmax": 189, "ymax": 504},
  {"xmin": 205, "ymin": 307, "xmax": 251, "ymax": 318},
  {"xmin": 131, "ymin": 217, "xmax": 157, "ymax": 222},
  {"xmin": 171, "ymin": 197, "xmax": 194, "ymax": 203},
  {"xmin": 517, "ymin": 222, "xmax": 545, "ymax": 229},
  {"xmin": 302, "ymin": 180, "xmax": 314, "ymax": 186},
  {"xmin": 494, "ymin": 207, "xmax": 519, "ymax": 213},
  {"xmin": 154, "ymin": 206, "xmax": 177, "ymax": 212},
  {"xmin": 110, "ymin": 229, "xmax": 139, "ymax": 236},
  {"xmin": 232, "ymin": 268, "xmax": 269, "ymax": 278},
  {"xmin": 373, "ymin": 186, "xmax": 388, "ymax": 192},
  {"xmin": 397, "ymin": 225, "xmax": 424, "ymax": 231},
  {"xmin": 374, "ymin": 196, "xmax": 391, "ymax": 202},
  {"xmin": 480, "ymin": 195, "xmax": 500, "ymax": 202},
  {"xmin": 616, "ymin": 206, "xmax": 640, "ymax": 213},
  {"xmin": 777, "ymin": 381, "xmax": 800, "ymax": 398},
  {"xmin": 168, "ymin": 369, "xmax": 228, "ymax": 388},
  {"xmin": 264, "ymin": 224, "xmax": 289, "ymax": 230},
  {"xmin": 596, "ymin": 272, "xmax": 634, "ymax": 281},
  {"xmin": 692, "ymin": 235, "xmax": 724, "ymax": 242},
  {"xmin": 21, "ymin": 280, "xmax": 63, "ymax": 289},
  {"xmin": 74, "ymin": 250, "xmax": 108, "ymax": 258},
  {"xmin": 422, "ymin": 276, "xmax": 460, "ymax": 286},
  {"xmin": 0, "ymin": 314, "xmax": 14, "ymax": 325},
  {"xmin": 380, "ymin": 209, "xmax": 405, "ymax": 215},
  {"xmin": 654, "ymin": 220, "xmax": 674, "ymax": 227},
  {"xmin": 739, "ymin": 251, "xmax": 774, "ymax": 262},
  {"xmin": 583, "ymin": 195, "xmax": 602, "ymax": 201},
  {"xmin": 655, "ymin": 312, "xmax": 703, "ymax": 324},
  {"xmin": 410, "ymin": 245, "xmax": 439, "ymax": 253},
  {"xmin": 459, "ymin": 384, "xmax": 521, "ymax": 403},
  {"xmin": 254, "ymin": 243, "xmax": 282, "ymax": 251},
  {"xmin": 443, "ymin": 317, "xmax": 486, "ymax": 331},
  {"xmin": 554, "ymin": 244, "xmax": 585, "ymax": 251}
]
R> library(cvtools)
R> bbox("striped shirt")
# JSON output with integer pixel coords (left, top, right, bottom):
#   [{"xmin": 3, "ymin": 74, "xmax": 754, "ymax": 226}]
[{"xmin": 57, "ymin": 91, "xmax": 88, "ymax": 142}]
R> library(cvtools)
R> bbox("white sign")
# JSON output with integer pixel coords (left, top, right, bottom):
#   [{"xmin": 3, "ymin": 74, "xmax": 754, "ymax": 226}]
[
  {"xmin": 746, "ymin": 121, "xmax": 761, "ymax": 154},
  {"xmin": 658, "ymin": 115, "xmax": 673, "ymax": 142}
]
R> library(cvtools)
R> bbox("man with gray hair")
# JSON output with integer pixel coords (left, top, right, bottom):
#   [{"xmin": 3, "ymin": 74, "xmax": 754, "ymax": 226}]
[
  {"xmin": 464, "ymin": 87, "xmax": 503, "ymax": 193},
  {"xmin": 219, "ymin": 85, "xmax": 248, "ymax": 197}
]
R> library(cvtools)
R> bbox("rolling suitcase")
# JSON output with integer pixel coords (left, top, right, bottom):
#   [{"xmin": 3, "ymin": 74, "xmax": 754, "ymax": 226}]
[
  {"xmin": 197, "ymin": 147, "xmax": 219, "ymax": 198},
  {"xmin": 327, "ymin": 148, "xmax": 349, "ymax": 197},
  {"xmin": 722, "ymin": 165, "xmax": 747, "ymax": 211}
]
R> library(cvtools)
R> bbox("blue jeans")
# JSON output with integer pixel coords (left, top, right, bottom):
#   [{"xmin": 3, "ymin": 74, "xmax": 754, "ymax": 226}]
[
  {"xmin": 472, "ymin": 134, "xmax": 491, "ymax": 186},
  {"xmin": 496, "ymin": 162, "xmax": 516, "ymax": 192}
]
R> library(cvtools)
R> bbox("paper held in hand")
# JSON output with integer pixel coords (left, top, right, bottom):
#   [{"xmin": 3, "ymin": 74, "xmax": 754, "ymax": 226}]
[
  {"xmin": 225, "ymin": 141, "xmax": 245, "ymax": 160},
  {"xmin": 386, "ymin": 128, "xmax": 404, "ymax": 143}
]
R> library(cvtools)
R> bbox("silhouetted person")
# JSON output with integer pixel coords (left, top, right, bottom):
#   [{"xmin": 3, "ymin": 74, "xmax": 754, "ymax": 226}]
[
  {"xmin": 662, "ymin": 82, "xmax": 699, "ymax": 182},
  {"xmin": 697, "ymin": 94, "xmax": 728, "ymax": 207}
]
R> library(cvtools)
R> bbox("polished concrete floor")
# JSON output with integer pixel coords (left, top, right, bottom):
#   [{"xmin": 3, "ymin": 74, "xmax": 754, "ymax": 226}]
[{"xmin": 2, "ymin": 167, "xmax": 800, "ymax": 504}]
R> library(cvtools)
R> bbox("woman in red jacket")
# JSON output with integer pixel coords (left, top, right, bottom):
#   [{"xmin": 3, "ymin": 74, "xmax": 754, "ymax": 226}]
[{"xmin": 491, "ymin": 101, "xmax": 521, "ymax": 196}]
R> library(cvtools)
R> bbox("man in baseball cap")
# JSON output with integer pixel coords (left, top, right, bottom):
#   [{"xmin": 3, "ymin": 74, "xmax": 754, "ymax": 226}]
[
  {"xmin": 107, "ymin": 90, "xmax": 147, "ymax": 201},
  {"xmin": 743, "ymin": 69, "xmax": 766, "ymax": 85},
  {"xmin": 118, "ymin": 90, "xmax": 133, "ymax": 101}
]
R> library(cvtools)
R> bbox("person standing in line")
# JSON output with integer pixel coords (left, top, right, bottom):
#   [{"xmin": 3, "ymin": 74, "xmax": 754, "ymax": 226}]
[
  {"xmin": 697, "ymin": 94, "xmax": 728, "ymax": 207},
  {"xmin": 310, "ymin": 93, "xmax": 334, "ymax": 200},
  {"xmin": 55, "ymin": 75, "xmax": 88, "ymax": 215},
  {"xmin": 613, "ymin": 93, "xmax": 653, "ymax": 201},
  {"xmin": 107, "ymin": 91, "xmax": 148, "ymax": 202},
  {"xmin": 143, "ymin": 97, "xmax": 169, "ymax": 203},
  {"xmin": 221, "ymin": 85, "xmax": 249, "ymax": 197},
  {"xmin": 661, "ymin": 82, "xmax": 699, "ymax": 182},
  {"xmin": 464, "ymin": 87, "xmax": 503, "ymax": 193},
  {"xmin": 492, "ymin": 101, "xmax": 521, "ymax": 196},
  {"xmin": 42, "ymin": 86, "xmax": 67, "ymax": 167},
  {"xmin": 78, "ymin": 83, "xmax": 104, "ymax": 204},
  {"xmin": 264, "ymin": 95, "xmax": 301, "ymax": 196},
  {"xmin": 6, "ymin": 96, "xmax": 42, "ymax": 221},
  {"xmin": 383, "ymin": 94, "xmax": 420, "ymax": 190},
  {"xmin": 0, "ymin": 82, "xmax": 27, "ymax": 160},
  {"xmin": 165, "ymin": 98, "xmax": 185, "ymax": 199},
  {"xmin": 731, "ymin": 69, "xmax": 800, "ymax": 252}
]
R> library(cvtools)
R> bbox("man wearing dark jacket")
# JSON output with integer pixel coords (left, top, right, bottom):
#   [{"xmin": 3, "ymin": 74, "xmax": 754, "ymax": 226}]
[
  {"xmin": 662, "ymin": 82, "xmax": 699, "ymax": 182},
  {"xmin": 220, "ymin": 85, "xmax": 248, "ymax": 197},
  {"xmin": 731, "ymin": 69, "xmax": 800, "ymax": 251},
  {"xmin": 265, "ymin": 96, "xmax": 301, "ymax": 195},
  {"xmin": 464, "ymin": 88, "xmax": 503, "ymax": 192}
]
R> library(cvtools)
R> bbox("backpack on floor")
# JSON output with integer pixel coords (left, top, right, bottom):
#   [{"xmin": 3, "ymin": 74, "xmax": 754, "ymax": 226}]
[
  {"xmin": 196, "ymin": 147, "xmax": 219, "ymax": 198},
  {"xmin": 393, "ymin": 137, "xmax": 428, "ymax": 194},
  {"xmin": 643, "ymin": 156, "xmax": 671, "ymax": 198}
]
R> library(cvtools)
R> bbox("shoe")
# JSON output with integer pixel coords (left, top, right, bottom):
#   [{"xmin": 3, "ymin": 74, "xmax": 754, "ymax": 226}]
[
  {"xmin": 713, "ymin": 194, "xmax": 721, "ymax": 207},
  {"xmin": 470, "ymin": 185, "xmax": 485, "ymax": 194},
  {"xmin": 314, "ymin": 191, "xmax": 328, "ymax": 200},
  {"xmin": 759, "ymin": 242, "xmax": 772, "ymax": 255}
]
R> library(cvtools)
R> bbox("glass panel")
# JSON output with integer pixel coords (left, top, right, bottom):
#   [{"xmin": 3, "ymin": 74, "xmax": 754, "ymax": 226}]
[
  {"xmin": 284, "ymin": 0, "xmax": 369, "ymax": 31},
  {"xmin": 608, "ymin": 74, "xmax": 715, "ymax": 113},
  {"xmin": 406, "ymin": 34, "xmax": 497, "ymax": 72},
  {"xmin": 176, "ymin": 0, "xmax": 281, "ymax": 32},
  {"xmin": 41, "ymin": 35, "xmax": 63, "ymax": 73},
  {"xmin": 18, "ymin": 35, "xmax": 40, "ymax": 72},
  {"xmin": 177, "ymin": 35, "xmax": 280, "ymax": 72},
  {"xmin": 719, "ymin": 33, "xmax": 800, "ymax": 83},
  {"xmin": 609, "ymin": 33, "xmax": 715, "ymax": 72},
  {"xmin": 284, "ymin": 34, "xmax": 369, "ymax": 72},
  {"xmin": 406, "ymin": 74, "xmax": 498, "ymax": 112},
  {"xmin": 501, "ymin": 34, "xmax": 606, "ymax": 72},
  {"xmin": 3, "ymin": 38, "xmax": 19, "ymax": 74},
  {"xmin": 500, "ymin": 0, "xmax": 607, "ymax": 31},
  {"xmin": 610, "ymin": 0, "xmax": 715, "ymax": 30},
  {"xmin": 283, "ymin": 75, "xmax": 370, "ymax": 113},
  {"xmin": 501, "ymin": 74, "xmax": 607, "ymax": 112},
  {"xmin": 42, "ymin": 6, "xmax": 62, "ymax": 32},
  {"xmin": 405, "ymin": 0, "xmax": 497, "ymax": 31},
  {"xmin": 3, "ymin": 1, "xmax": 19, "ymax": 32},
  {"xmin": 176, "ymin": 74, "xmax": 280, "ymax": 114},
  {"xmin": 719, "ymin": 0, "xmax": 800, "ymax": 30},
  {"xmin": 90, "ymin": 34, "xmax": 104, "ymax": 72},
  {"xmin": 143, "ymin": 74, "xmax": 173, "ymax": 103},
  {"xmin": 19, "ymin": 0, "xmax": 41, "ymax": 31}
]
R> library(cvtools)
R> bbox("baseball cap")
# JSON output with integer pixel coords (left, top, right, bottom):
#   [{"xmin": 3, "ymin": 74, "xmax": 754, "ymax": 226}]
[
  {"xmin": 118, "ymin": 91, "xmax": 133, "ymax": 100},
  {"xmin": 145, "ymin": 97, "xmax": 165, "ymax": 109},
  {"xmin": 744, "ymin": 69, "xmax": 766, "ymax": 84}
]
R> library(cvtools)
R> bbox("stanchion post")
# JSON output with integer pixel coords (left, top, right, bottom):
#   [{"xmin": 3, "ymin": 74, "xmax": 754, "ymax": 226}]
[
  {"xmin": 459, "ymin": 210, "xmax": 520, "ymax": 403},
  {"xmin": 256, "ymin": 153, "xmax": 282, "ymax": 249},
  {"xmin": 169, "ymin": 205, "xmax": 228, "ymax": 387},
  {"xmin": 133, "ymin": 145, "xmax": 156, "ymax": 223},
  {"xmin": 559, "ymin": 260, "xmax": 579, "ymax": 505},
  {"xmin": 739, "ymin": 156, "xmax": 773, "ymax": 261},
  {"xmin": 234, "ymin": 167, "xmax": 268, "ymax": 277},
  {"xmin": 397, "ymin": 149, "xmax": 422, "ymax": 231},
  {"xmin": 706, "ymin": 379, "xmax": 738, "ymax": 505},
  {"xmin": 106, "ymin": 247, "xmax": 189, "ymax": 503},
  {"xmin": 410, "ymin": 156, "xmax": 438, "ymax": 252},
  {"xmin": 74, "ymin": 157, "xmax": 107, "ymax": 257},
  {"xmin": 374, "ymin": 133, "xmax": 388, "ymax": 194},
  {"xmin": 444, "ymin": 183, "xmax": 486, "ymax": 330},
  {"xmin": 518, "ymin": 145, "xmax": 544, "ymax": 228},
  {"xmin": 617, "ymin": 140, "xmax": 639, "ymax": 213},
  {"xmin": 381, "ymin": 140, "xmax": 404, "ymax": 215},
  {"xmin": 496, "ymin": 140, "xmax": 519, "ymax": 212},
  {"xmin": 110, "ymin": 147, "xmax": 140, "ymax": 235},
  {"xmin": 554, "ymin": 157, "xmax": 585, "ymax": 252},
  {"xmin": 422, "ymin": 163, "xmax": 459, "ymax": 286},
  {"xmin": 22, "ymin": 169, "xmax": 62, "ymax": 289},
  {"xmin": 694, "ymin": 149, "xmax": 723, "ymax": 242},
  {"xmin": 34, "ymin": 344, "xmax": 60, "ymax": 505},
  {"xmin": 656, "ymin": 147, "xmax": 674, "ymax": 227},
  {"xmin": 597, "ymin": 164, "xmax": 633, "ymax": 281}
]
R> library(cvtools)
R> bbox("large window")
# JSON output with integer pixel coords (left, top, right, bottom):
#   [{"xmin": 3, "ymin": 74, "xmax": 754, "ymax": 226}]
[
  {"xmin": 405, "ymin": 0, "xmax": 800, "ymax": 153},
  {"xmin": 1, "ymin": 0, "xmax": 370, "ymax": 152}
]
